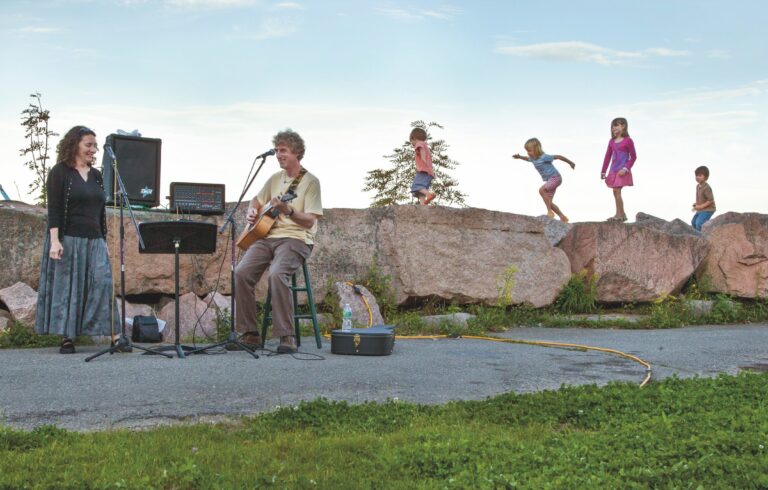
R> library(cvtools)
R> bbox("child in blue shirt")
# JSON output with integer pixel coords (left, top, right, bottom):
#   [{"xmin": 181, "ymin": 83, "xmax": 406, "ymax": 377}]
[{"xmin": 513, "ymin": 137, "xmax": 576, "ymax": 222}]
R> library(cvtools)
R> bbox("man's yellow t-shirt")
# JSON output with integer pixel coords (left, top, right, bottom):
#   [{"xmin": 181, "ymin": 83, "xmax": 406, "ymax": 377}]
[{"xmin": 256, "ymin": 168, "xmax": 323, "ymax": 245}]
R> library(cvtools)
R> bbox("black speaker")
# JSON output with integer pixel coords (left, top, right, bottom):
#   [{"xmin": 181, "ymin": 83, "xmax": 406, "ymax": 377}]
[{"xmin": 102, "ymin": 134, "xmax": 162, "ymax": 207}]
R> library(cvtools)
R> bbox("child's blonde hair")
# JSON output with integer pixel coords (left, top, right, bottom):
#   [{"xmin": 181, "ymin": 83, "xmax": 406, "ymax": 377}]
[
  {"xmin": 611, "ymin": 117, "xmax": 629, "ymax": 137},
  {"xmin": 524, "ymin": 138, "xmax": 544, "ymax": 158}
]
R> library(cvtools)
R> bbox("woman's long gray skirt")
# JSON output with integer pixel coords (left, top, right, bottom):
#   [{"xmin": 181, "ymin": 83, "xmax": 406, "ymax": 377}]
[{"xmin": 35, "ymin": 234, "xmax": 121, "ymax": 339}]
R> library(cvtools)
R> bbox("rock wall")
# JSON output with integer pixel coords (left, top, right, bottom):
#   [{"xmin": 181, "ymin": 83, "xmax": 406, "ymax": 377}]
[
  {"xmin": 0, "ymin": 202, "xmax": 47, "ymax": 290},
  {"xmin": 1, "ymin": 202, "xmax": 766, "ymax": 309}
]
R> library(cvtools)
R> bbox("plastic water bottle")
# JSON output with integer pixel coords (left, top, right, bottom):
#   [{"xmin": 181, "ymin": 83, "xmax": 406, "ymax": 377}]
[{"xmin": 342, "ymin": 303, "xmax": 353, "ymax": 331}]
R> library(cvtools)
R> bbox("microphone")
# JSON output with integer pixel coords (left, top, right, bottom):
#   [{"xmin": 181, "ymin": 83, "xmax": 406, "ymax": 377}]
[
  {"xmin": 257, "ymin": 148, "xmax": 276, "ymax": 159},
  {"xmin": 104, "ymin": 144, "xmax": 117, "ymax": 161}
]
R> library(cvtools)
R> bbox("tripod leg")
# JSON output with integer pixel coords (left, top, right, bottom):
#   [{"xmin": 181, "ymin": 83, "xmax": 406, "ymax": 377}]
[{"xmin": 85, "ymin": 335, "xmax": 173, "ymax": 362}]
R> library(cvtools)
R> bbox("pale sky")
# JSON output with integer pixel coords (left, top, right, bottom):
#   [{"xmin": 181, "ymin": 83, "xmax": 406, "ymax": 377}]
[{"xmin": 1, "ymin": 0, "xmax": 766, "ymax": 222}]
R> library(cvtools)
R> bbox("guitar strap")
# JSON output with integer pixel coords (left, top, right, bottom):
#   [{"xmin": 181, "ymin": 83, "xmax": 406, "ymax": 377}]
[{"xmin": 285, "ymin": 167, "xmax": 307, "ymax": 195}]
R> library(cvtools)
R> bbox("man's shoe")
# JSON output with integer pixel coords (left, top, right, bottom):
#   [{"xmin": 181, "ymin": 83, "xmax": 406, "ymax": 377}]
[
  {"xmin": 226, "ymin": 331, "xmax": 261, "ymax": 351},
  {"xmin": 277, "ymin": 335, "xmax": 297, "ymax": 354}
]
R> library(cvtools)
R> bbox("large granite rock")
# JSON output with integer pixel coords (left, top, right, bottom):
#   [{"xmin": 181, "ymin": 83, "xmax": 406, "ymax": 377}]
[
  {"xmin": 699, "ymin": 212, "xmax": 768, "ymax": 298},
  {"xmin": 333, "ymin": 282, "xmax": 385, "ymax": 327},
  {"xmin": 558, "ymin": 219, "xmax": 709, "ymax": 303},
  {"xmin": 0, "ymin": 202, "xmax": 47, "ymax": 290},
  {"xmin": 313, "ymin": 206, "xmax": 572, "ymax": 307},
  {"xmin": 0, "ymin": 282, "xmax": 38, "ymax": 325},
  {"xmin": 156, "ymin": 292, "xmax": 218, "ymax": 343},
  {"xmin": 635, "ymin": 212, "xmax": 700, "ymax": 236}
]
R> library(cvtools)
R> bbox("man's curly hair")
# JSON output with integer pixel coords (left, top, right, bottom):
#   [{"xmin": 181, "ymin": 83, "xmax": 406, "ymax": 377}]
[
  {"xmin": 56, "ymin": 125, "xmax": 96, "ymax": 168},
  {"xmin": 272, "ymin": 129, "xmax": 305, "ymax": 161}
]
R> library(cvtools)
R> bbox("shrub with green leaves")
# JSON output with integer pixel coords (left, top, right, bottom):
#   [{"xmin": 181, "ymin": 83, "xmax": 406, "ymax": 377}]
[{"xmin": 554, "ymin": 269, "xmax": 598, "ymax": 314}]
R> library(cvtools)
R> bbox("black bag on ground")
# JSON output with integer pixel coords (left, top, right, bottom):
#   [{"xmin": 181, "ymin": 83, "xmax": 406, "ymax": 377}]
[
  {"xmin": 131, "ymin": 315, "xmax": 163, "ymax": 343},
  {"xmin": 331, "ymin": 325, "xmax": 395, "ymax": 356}
]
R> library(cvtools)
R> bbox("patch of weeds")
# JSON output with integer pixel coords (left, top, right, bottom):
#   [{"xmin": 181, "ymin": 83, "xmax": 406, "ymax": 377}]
[
  {"xmin": 704, "ymin": 294, "xmax": 744, "ymax": 324},
  {"xmin": 319, "ymin": 275, "xmax": 342, "ymax": 334},
  {"xmin": 466, "ymin": 304, "xmax": 545, "ymax": 330},
  {"xmin": 496, "ymin": 265, "xmax": 519, "ymax": 307},
  {"xmin": 683, "ymin": 274, "xmax": 713, "ymax": 300},
  {"xmin": 214, "ymin": 307, "xmax": 233, "ymax": 342},
  {"xmin": 553, "ymin": 269, "xmax": 598, "ymax": 314},
  {"xmin": 390, "ymin": 311, "xmax": 428, "ymax": 335},
  {"xmin": 0, "ymin": 424, "xmax": 70, "ymax": 451},
  {"xmin": 648, "ymin": 295, "xmax": 691, "ymax": 328},
  {"xmin": 357, "ymin": 259, "xmax": 398, "ymax": 319},
  {"xmin": 0, "ymin": 321, "xmax": 61, "ymax": 349}
]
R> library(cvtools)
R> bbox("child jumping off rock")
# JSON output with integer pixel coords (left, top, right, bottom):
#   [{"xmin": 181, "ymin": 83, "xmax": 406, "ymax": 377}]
[{"xmin": 513, "ymin": 137, "xmax": 576, "ymax": 222}]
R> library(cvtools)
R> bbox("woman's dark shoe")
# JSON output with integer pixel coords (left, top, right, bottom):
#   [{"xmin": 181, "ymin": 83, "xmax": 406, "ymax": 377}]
[{"xmin": 59, "ymin": 338, "xmax": 76, "ymax": 354}]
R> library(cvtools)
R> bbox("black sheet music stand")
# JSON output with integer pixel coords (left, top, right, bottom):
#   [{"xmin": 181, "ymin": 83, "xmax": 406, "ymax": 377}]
[{"xmin": 139, "ymin": 221, "xmax": 217, "ymax": 358}]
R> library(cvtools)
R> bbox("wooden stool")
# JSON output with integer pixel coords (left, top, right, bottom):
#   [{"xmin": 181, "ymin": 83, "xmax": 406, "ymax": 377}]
[{"xmin": 260, "ymin": 261, "xmax": 322, "ymax": 348}]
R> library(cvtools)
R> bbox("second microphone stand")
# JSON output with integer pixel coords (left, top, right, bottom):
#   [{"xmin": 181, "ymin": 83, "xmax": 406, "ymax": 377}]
[{"xmin": 189, "ymin": 152, "xmax": 272, "ymax": 357}]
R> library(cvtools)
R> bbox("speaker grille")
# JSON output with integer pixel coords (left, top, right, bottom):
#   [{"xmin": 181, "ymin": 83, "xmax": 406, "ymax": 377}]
[{"xmin": 102, "ymin": 134, "xmax": 162, "ymax": 207}]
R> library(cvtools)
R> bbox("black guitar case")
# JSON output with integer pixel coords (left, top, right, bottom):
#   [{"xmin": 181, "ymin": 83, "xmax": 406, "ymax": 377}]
[{"xmin": 331, "ymin": 326, "xmax": 395, "ymax": 356}]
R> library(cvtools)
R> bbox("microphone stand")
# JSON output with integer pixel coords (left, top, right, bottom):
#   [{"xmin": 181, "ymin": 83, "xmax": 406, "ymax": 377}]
[
  {"xmin": 188, "ymin": 153, "xmax": 271, "ymax": 357},
  {"xmin": 86, "ymin": 152, "xmax": 172, "ymax": 362}
]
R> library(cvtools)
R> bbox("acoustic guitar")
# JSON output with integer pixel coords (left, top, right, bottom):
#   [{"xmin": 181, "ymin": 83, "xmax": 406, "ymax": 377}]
[{"xmin": 236, "ymin": 191, "xmax": 297, "ymax": 251}]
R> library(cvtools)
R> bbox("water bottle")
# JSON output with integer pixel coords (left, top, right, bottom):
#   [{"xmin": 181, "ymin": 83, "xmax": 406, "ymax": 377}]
[{"xmin": 342, "ymin": 303, "xmax": 353, "ymax": 331}]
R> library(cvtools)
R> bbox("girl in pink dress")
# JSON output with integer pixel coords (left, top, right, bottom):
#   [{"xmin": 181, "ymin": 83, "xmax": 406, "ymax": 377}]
[{"xmin": 601, "ymin": 117, "xmax": 636, "ymax": 222}]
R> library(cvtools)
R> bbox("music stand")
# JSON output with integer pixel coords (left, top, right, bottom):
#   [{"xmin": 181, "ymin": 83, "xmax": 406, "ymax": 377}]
[{"xmin": 138, "ymin": 220, "xmax": 217, "ymax": 358}]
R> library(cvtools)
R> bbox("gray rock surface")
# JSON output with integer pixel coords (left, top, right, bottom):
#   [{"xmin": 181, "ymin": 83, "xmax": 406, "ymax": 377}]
[{"xmin": 422, "ymin": 312, "xmax": 476, "ymax": 326}]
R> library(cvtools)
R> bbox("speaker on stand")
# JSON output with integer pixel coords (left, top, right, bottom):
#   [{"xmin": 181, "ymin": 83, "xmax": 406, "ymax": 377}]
[{"xmin": 102, "ymin": 134, "xmax": 162, "ymax": 208}]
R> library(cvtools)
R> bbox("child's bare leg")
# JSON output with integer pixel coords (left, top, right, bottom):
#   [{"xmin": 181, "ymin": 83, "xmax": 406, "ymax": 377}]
[
  {"xmin": 550, "ymin": 202, "xmax": 568, "ymax": 223},
  {"xmin": 539, "ymin": 186, "xmax": 555, "ymax": 217},
  {"xmin": 613, "ymin": 187, "xmax": 625, "ymax": 218}
]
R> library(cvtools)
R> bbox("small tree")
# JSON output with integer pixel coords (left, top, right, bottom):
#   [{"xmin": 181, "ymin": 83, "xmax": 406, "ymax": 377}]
[
  {"xmin": 363, "ymin": 120, "xmax": 467, "ymax": 207},
  {"xmin": 20, "ymin": 93, "xmax": 57, "ymax": 206}
]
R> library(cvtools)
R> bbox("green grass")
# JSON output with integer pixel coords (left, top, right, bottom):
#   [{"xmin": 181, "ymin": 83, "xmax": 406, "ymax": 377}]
[{"xmin": 1, "ymin": 372, "xmax": 767, "ymax": 488}]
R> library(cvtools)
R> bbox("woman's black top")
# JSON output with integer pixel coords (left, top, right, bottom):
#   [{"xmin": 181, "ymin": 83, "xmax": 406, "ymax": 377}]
[{"xmin": 46, "ymin": 162, "xmax": 108, "ymax": 239}]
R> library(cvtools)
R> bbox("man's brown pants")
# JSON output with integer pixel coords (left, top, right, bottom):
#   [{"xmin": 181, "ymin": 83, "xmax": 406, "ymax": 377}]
[{"xmin": 234, "ymin": 237, "xmax": 311, "ymax": 338}]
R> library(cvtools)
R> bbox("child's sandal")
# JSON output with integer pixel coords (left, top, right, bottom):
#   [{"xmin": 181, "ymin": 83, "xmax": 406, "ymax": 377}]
[{"xmin": 59, "ymin": 338, "xmax": 76, "ymax": 354}]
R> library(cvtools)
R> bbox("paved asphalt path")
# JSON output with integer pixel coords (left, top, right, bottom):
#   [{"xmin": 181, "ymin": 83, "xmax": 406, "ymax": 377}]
[{"xmin": 1, "ymin": 324, "xmax": 767, "ymax": 431}]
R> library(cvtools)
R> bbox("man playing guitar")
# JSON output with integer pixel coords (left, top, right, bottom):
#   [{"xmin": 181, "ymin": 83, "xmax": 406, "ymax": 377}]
[{"xmin": 233, "ymin": 129, "xmax": 323, "ymax": 353}]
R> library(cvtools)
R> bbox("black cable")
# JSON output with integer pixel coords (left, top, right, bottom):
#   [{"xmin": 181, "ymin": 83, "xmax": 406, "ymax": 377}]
[{"xmin": 188, "ymin": 222, "xmax": 233, "ymax": 346}]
